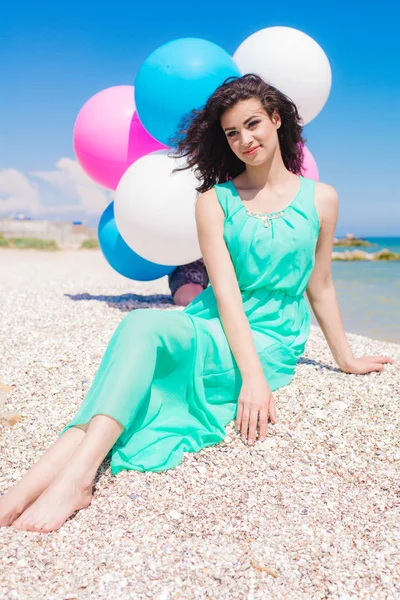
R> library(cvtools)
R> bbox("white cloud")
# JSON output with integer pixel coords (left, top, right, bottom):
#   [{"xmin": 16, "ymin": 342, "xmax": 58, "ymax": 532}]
[
  {"xmin": 0, "ymin": 169, "xmax": 42, "ymax": 215},
  {"xmin": 31, "ymin": 158, "xmax": 110, "ymax": 215},
  {"xmin": 0, "ymin": 159, "xmax": 111, "ymax": 219}
]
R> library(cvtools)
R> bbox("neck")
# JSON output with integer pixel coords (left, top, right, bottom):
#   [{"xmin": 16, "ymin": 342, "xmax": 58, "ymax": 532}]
[{"xmin": 243, "ymin": 147, "xmax": 295, "ymax": 190}]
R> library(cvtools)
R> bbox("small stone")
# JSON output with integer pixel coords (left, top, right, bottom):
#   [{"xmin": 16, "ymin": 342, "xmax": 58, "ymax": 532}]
[
  {"xmin": 168, "ymin": 510, "xmax": 182, "ymax": 520},
  {"xmin": 0, "ymin": 410, "xmax": 22, "ymax": 426},
  {"xmin": 330, "ymin": 400, "xmax": 347, "ymax": 412},
  {"xmin": 1, "ymin": 247, "xmax": 399, "ymax": 600},
  {"xmin": 259, "ymin": 438, "xmax": 277, "ymax": 450},
  {"xmin": 310, "ymin": 409, "xmax": 328, "ymax": 420},
  {"xmin": 0, "ymin": 381, "xmax": 12, "ymax": 393}
]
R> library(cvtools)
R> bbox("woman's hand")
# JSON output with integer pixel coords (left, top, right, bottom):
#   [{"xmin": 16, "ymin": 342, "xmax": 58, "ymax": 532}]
[
  {"xmin": 340, "ymin": 355, "xmax": 394, "ymax": 374},
  {"xmin": 235, "ymin": 374, "xmax": 276, "ymax": 445}
]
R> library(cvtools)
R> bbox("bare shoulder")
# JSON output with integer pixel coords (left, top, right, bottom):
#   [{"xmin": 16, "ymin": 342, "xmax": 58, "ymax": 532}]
[
  {"xmin": 196, "ymin": 187, "xmax": 218, "ymax": 206},
  {"xmin": 314, "ymin": 182, "xmax": 338, "ymax": 224},
  {"xmin": 195, "ymin": 187, "xmax": 223, "ymax": 220},
  {"xmin": 315, "ymin": 182, "xmax": 338, "ymax": 205}
]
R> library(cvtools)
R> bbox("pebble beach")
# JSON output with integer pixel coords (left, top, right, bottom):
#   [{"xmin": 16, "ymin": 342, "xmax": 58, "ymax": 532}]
[{"xmin": 0, "ymin": 249, "xmax": 399, "ymax": 599}]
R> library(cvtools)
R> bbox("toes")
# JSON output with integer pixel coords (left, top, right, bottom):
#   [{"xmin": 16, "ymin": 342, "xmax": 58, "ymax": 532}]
[
  {"xmin": 13, "ymin": 520, "xmax": 42, "ymax": 532},
  {"xmin": 11, "ymin": 519, "xmax": 23, "ymax": 530},
  {"xmin": 29, "ymin": 519, "xmax": 48, "ymax": 533},
  {"xmin": 12, "ymin": 514, "xmax": 35, "ymax": 531},
  {"xmin": 0, "ymin": 519, "xmax": 11, "ymax": 528},
  {"xmin": 13, "ymin": 519, "xmax": 29, "ymax": 531},
  {"xmin": 30, "ymin": 515, "xmax": 45, "ymax": 532},
  {"xmin": 12, "ymin": 513, "xmax": 62, "ymax": 533}
]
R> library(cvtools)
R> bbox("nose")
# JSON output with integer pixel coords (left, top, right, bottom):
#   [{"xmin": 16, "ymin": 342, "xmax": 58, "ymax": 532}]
[{"xmin": 240, "ymin": 130, "xmax": 254, "ymax": 148}]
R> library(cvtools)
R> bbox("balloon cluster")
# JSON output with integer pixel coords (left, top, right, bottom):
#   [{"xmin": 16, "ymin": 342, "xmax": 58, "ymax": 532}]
[{"xmin": 73, "ymin": 27, "xmax": 331, "ymax": 280}]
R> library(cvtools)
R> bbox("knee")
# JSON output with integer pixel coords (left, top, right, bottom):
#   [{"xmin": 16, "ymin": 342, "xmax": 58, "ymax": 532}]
[
  {"xmin": 121, "ymin": 307, "xmax": 190, "ymax": 342},
  {"xmin": 123, "ymin": 308, "xmax": 161, "ymax": 336},
  {"xmin": 125, "ymin": 308, "xmax": 149, "ymax": 323},
  {"xmin": 173, "ymin": 283, "xmax": 204, "ymax": 307}
]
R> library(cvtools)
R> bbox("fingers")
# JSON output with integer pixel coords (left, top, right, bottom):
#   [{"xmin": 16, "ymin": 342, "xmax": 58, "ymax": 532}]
[
  {"xmin": 363, "ymin": 355, "xmax": 394, "ymax": 365},
  {"xmin": 374, "ymin": 356, "xmax": 394, "ymax": 364},
  {"xmin": 236, "ymin": 402, "xmax": 275, "ymax": 443},
  {"xmin": 236, "ymin": 392, "xmax": 277, "ymax": 444},
  {"xmin": 358, "ymin": 364, "xmax": 383, "ymax": 374},
  {"xmin": 355, "ymin": 355, "xmax": 394, "ymax": 374},
  {"xmin": 240, "ymin": 405, "xmax": 250, "ymax": 442},
  {"xmin": 366, "ymin": 356, "xmax": 392, "ymax": 372},
  {"xmin": 258, "ymin": 407, "xmax": 269, "ymax": 442},
  {"xmin": 247, "ymin": 408, "xmax": 259, "ymax": 445},
  {"xmin": 235, "ymin": 402, "xmax": 243, "ymax": 431},
  {"xmin": 269, "ymin": 395, "xmax": 277, "ymax": 424}
]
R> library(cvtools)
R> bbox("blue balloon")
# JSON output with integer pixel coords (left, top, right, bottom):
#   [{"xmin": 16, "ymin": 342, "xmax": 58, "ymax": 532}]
[
  {"xmin": 98, "ymin": 202, "xmax": 176, "ymax": 281},
  {"xmin": 135, "ymin": 37, "xmax": 241, "ymax": 146}
]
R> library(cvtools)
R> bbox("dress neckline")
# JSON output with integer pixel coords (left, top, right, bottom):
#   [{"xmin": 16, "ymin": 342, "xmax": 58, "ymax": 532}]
[{"xmin": 227, "ymin": 176, "xmax": 304, "ymax": 217}]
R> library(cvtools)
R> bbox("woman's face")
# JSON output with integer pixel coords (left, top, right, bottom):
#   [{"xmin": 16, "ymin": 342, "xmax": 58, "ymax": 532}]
[{"xmin": 220, "ymin": 98, "xmax": 281, "ymax": 165}]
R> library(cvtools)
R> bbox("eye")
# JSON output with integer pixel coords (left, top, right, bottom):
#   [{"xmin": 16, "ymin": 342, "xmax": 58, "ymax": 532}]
[
  {"xmin": 248, "ymin": 120, "xmax": 260, "ymax": 128},
  {"xmin": 227, "ymin": 131, "xmax": 237, "ymax": 138}
]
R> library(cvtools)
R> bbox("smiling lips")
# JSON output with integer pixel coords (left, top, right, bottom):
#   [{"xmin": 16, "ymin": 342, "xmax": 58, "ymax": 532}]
[{"xmin": 243, "ymin": 146, "xmax": 260, "ymax": 155}]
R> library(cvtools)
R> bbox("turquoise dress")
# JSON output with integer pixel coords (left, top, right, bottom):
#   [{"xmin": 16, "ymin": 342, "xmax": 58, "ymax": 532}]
[{"xmin": 60, "ymin": 176, "xmax": 320, "ymax": 475}]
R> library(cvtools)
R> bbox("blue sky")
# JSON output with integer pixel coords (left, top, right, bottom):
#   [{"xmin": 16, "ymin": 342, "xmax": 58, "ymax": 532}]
[{"xmin": 1, "ymin": 0, "xmax": 399, "ymax": 235}]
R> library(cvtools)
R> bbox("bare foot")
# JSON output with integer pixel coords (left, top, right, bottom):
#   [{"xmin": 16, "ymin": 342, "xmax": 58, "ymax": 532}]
[
  {"xmin": 0, "ymin": 488, "xmax": 35, "ymax": 528},
  {"xmin": 12, "ymin": 471, "xmax": 93, "ymax": 533},
  {"xmin": 0, "ymin": 428, "xmax": 86, "ymax": 528},
  {"xmin": 0, "ymin": 472, "xmax": 60, "ymax": 527}
]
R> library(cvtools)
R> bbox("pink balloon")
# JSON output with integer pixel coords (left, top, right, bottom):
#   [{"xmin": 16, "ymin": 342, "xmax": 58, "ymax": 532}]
[
  {"xmin": 301, "ymin": 145, "xmax": 319, "ymax": 181},
  {"xmin": 73, "ymin": 86, "xmax": 167, "ymax": 190}
]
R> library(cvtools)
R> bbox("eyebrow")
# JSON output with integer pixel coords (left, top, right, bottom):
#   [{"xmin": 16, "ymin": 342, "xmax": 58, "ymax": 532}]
[{"xmin": 223, "ymin": 115, "xmax": 260, "ymax": 132}]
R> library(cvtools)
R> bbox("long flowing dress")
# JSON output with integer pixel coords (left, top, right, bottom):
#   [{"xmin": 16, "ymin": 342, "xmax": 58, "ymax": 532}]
[{"xmin": 59, "ymin": 176, "xmax": 320, "ymax": 475}]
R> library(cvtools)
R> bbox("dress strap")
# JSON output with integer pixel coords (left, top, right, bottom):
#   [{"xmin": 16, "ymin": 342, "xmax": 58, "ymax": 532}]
[
  {"xmin": 213, "ymin": 181, "xmax": 243, "ymax": 220},
  {"xmin": 300, "ymin": 176, "xmax": 316, "ymax": 197},
  {"xmin": 298, "ymin": 177, "xmax": 320, "ymax": 233}
]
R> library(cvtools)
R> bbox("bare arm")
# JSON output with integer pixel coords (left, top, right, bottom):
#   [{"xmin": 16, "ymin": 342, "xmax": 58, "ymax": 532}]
[
  {"xmin": 306, "ymin": 183, "xmax": 393, "ymax": 373},
  {"xmin": 195, "ymin": 188, "xmax": 264, "ymax": 379}
]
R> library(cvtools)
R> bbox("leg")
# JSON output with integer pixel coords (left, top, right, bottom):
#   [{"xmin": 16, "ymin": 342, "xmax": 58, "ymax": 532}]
[
  {"xmin": 12, "ymin": 414, "xmax": 123, "ymax": 533},
  {"xmin": 173, "ymin": 283, "xmax": 204, "ymax": 307},
  {"xmin": 8, "ymin": 307, "xmax": 196, "ymax": 531},
  {"xmin": 168, "ymin": 259, "xmax": 209, "ymax": 307},
  {"xmin": 0, "ymin": 426, "xmax": 86, "ymax": 527}
]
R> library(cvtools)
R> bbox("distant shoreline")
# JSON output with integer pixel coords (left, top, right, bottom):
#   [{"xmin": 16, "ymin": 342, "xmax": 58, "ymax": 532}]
[
  {"xmin": 2, "ymin": 241, "xmax": 400, "ymax": 261},
  {"xmin": 1, "ymin": 232, "xmax": 400, "ymax": 260}
]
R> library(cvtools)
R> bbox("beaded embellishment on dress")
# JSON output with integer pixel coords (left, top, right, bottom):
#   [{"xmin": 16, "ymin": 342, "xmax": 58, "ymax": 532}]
[{"xmin": 245, "ymin": 209, "xmax": 286, "ymax": 227}]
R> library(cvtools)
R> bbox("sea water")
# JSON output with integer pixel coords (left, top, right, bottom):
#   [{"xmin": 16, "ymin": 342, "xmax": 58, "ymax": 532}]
[{"xmin": 309, "ymin": 238, "xmax": 400, "ymax": 343}]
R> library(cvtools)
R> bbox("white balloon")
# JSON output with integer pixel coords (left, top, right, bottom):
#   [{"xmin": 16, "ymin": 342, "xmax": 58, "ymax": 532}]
[
  {"xmin": 233, "ymin": 26, "xmax": 332, "ymax": 124},
  {"xmin": 114, "ymin": 150, "xmax": 201, "ymax": 266}
]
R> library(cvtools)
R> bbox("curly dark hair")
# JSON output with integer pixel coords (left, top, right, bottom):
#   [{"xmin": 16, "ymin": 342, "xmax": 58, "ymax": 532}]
[{"xmin": 170, "ymin": 74, "xmax": 305, "ymax": 193}]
